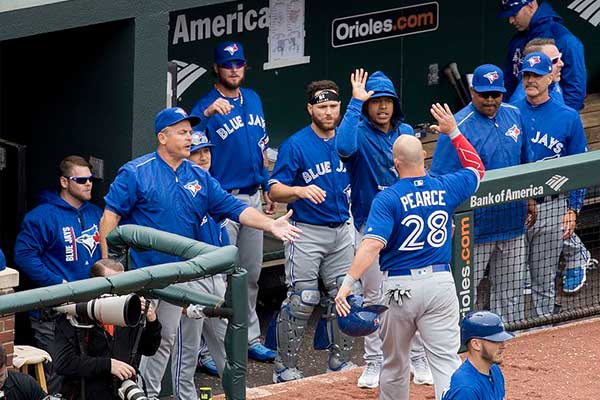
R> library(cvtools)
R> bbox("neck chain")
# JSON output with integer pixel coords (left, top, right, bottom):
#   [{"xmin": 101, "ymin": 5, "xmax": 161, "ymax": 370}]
[{"xmin": 215, "ymin": 85, "xmax": 243, "ymax": 106}]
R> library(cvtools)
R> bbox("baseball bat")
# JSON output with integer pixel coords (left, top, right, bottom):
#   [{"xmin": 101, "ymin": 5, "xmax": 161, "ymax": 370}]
[
  {"xmin": 443, "ymin": 66, "xmax": 468, "ymax": 107},
  {"xmin": 449, "ymin": 62, "xmax": 471, "ymax": 103}
]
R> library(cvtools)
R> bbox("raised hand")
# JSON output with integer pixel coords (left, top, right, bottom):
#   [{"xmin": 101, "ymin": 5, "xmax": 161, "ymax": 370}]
[
  {"xmin": 430, "ymin": 103, "xmax": 457, "ymax": 134},
  {"xmin": 204, "ymin": 98, "xmax": 234, "ymax": 117},
  {"xmin": 351, "ymin": 68, "xmax": 374, "ymax": 102}
]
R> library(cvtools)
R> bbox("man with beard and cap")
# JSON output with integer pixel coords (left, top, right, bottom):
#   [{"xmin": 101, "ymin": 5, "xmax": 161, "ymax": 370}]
[
  {"xmin": 431, "ymin": 64, "xmax": 533, "ymax": 325},
  {"xmin": 267, "ymin": 80, "xmax": 359, "ymax": 382},
  {"xmin": 442, "ymin": 311, "xmax": 514, "ymax": 400},
  {"xmin": 513, "ymin": 52, "xmax": 588, "ymax": 318},
  {"xmin": 190, "ymin": 41, "xmax": 277, "ymax": 362},
  {"xmin": 500, "ymin": 0, "xmax": 586, "ymax": 110},
  {"xmin": 336, "ymin": 69, "xmax": 433, "ymax": 388}
]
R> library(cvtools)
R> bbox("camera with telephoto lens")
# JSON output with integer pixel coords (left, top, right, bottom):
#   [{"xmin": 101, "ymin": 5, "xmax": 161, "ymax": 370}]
[
  {"xmin": 54, "ymin": 294, "xmax": 142, "ymax": 328},
  {"xmin": 118, "ymin": 379, "xmax": 148, "ymax": 400}
]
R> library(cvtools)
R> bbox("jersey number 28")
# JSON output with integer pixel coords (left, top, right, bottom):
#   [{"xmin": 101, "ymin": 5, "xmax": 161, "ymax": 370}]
[{"xmin": 398, "ymin": 210, "xmax": 448, "ymax": 251}]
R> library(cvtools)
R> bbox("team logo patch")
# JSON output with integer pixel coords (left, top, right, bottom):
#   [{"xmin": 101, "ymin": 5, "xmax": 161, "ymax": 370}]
[
  {"xmin": 483, "ymin": 71, "xmax": 499, "ymax": 84},
  {"xmin": 76, "ymin": 225, "xmax": 100, "ymax": 257},
  {"xmin": 184, "ymin": 180, "xmax": 202, "ymax": 197},
  {"xmin": 224, "ymin": 43, "xmax": 239, "ymax": 55},
  {"xmin": 174, "ymin": 107, "xmax": 187, "ymax": 117},
  {"xmin": 505, "ymin": 124, "xmax": 521, "ymax": 142},
  {"xmin": 527, "ymin": 56, "xmax": 541, "ymax": 67}
]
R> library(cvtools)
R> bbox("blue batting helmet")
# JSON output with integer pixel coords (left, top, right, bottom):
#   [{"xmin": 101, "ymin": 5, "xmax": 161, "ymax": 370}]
[
  {"xmin": 337, "ymin": 295, "xmax": 388, "ymax": 337},
  {"xmin": 460, "ymin": 310, "xmax": 515, "ymax": 346}
]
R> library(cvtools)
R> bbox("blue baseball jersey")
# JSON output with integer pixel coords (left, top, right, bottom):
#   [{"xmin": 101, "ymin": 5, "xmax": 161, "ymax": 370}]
[
  {"xmin": 514, "ymin": 97, "xmax": 588, "ymax": 209},
  {"xmin": 364, "ymin": 169, "xmax": 479, "ymax": 273},
  {"xmin": 430, "ymin": 103, "xmax": 527, "ymax": 243},
  {"xmin": 509, "ymin": 81, "xmax": 564, "ymax": 106},
  {"xmin": 191, "ymin": 88, "xmax": 270, "ymax": 191},
  {"xmin": 104, "ymin": 152, "xmax": 247, "ymax": 268},
  {"xmin": 442, "ymin": 359, "xmax": 505, "ymax": 400},
  {"xmin": 336, "ymin": 97, "xmax": 414, "ymax": 231},
  {"xmin": 269, "ymin": 125, "xmax": 350, "ymax": 225},
  {"xmin": 198, "ymin": 215, "xmax": 230, "ymax": 247}
]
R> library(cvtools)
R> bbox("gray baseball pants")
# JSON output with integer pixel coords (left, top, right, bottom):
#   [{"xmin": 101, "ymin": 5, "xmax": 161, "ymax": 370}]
[
  {"xmin": 473, "ymin": 235, "xmax": 526, "ymax": 323},
  {"xmin": 225, "ymin": 191, "xmax": 263, "ymax": 345},
  {"xmin": 379, "ymin": 269, "xmax": 461, "ymax": 400}
]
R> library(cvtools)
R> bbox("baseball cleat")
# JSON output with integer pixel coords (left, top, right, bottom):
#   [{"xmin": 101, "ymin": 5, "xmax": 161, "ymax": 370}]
[
  {"xmin": 273, "ymin": 367, "xmax": 304, "ymax": 383},
  {"xmin": 248, "ymin": 343, "xmax": 277, "ymax": 362},
  {"xmin": 326, "ymin": 360, "xmax": 357, "ymax": 373},
  {"xmin": 197, "ymin": 354, "xmax": 219, "ymax": 376},
  {"xmin": 563, "ymin": 266, "xmax": 587, "ymax": 293},
  {"xmin": 411, "ymin": 356, "xmax": 434, "ymax": 385},
  {"xmin": 357, "ymin": 362, "xmax": 380, "ymax": 389}
]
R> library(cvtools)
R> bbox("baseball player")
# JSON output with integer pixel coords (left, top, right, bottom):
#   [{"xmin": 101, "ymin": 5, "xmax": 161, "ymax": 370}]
[
  {"xmin": 442, "ymin": 311, "xmax": 514, "ymax": 400},
  {"xmin": 267, "ymin": 80, "xmax": 358, "ymax": 382},
  {"xmin": 513, "ymin": 52, "xmax": 588, "ymax": 317},
  {"xmin": 500, "ymin": 0, "xmax": 587, "ymax": 110},
  {"xmin": 336, "ymin": 69, "xmax": 433, "ymax": 388},
  {"xmin": 98, "ymin": 107, "xmax": 301, "ymax": 399},
  {"xmin": 172, "ymin": 131, "xmax": 229, "ymax": 400},
  {"xmin": 336, "ymin": 103, "xmax": 486, "ymax": 400},
  {"xmin": 510, "ymin": 38, "xmax": 596, "ymax": 293},
  {"xmin": 190, "ymin": 41, "xmax": 277, "ymax": 361},
  {"xmin": 430, "ymin": 64, "xmax": 531, "ymax": 324}
]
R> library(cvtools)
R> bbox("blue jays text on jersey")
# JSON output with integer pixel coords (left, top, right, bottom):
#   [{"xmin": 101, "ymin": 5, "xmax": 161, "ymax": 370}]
[
  {"xmin": 335, "ymin": 71, "xmax": 414, "ymax": 231},
  {"xmin": 442, "ymin": 359, "xmax": 506, "ymax": 400},
  {"xmin": 430, "ymin": 103, "xmax": 527, "ymax": 243},
  {"xmin": 191, "ymin": 87, "xmax": 270, "ymax": 191},
  {"xmin": 14, "ymin": 191, "xmax": 103, "ymax": 286},
  {"xmin": 514, "ymin": 96, "xmax": 588, "ymax": 209},
  {"xmin": 364, "ymin": 168, "xmax": 479, "ymax": 273},
  {"xmin": 104, "ymin": 152, "xmax": 247, "ymax": 268},
  {"xmin": 269, "ymin": 125, "xmax": 350, "ymax": 226}
]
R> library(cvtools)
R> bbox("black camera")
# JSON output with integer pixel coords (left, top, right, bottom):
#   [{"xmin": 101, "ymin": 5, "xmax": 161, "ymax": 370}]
[{"xmin": 118, "ymin": 379, "xmax": 148, "ymax": 400}]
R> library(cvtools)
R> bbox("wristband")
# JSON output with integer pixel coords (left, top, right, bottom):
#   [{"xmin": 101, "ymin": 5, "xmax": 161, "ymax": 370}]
[
  {"xmin": 448, "ymin": 128, "xmax": 461, "ymax": 140},
  {"xmin": 342, "ymin": 274, "xmax": 357, "ymax": 289}
]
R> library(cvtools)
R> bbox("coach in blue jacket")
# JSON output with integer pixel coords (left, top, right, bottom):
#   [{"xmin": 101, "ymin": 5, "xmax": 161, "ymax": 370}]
[
  {"xmin": 500, "ymin": 0, "xmax": 586, "ymax": 110},
  {"xmin": 431, "ymin": 65, "xmax": 532, "ymax": 324},
  {"xmin": 14, "ymin": 155, "xmax": 103, "ymax": 393}
]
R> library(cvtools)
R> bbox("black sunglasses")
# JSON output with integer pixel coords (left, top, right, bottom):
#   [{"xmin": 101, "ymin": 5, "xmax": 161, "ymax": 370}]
[
  {"xmin": 476, "ymin": 91, "xmax": 503, "ymax": 99},
  {"xmin": 64, "ymin": 175, "xmax": 98, "ymax": 184}
]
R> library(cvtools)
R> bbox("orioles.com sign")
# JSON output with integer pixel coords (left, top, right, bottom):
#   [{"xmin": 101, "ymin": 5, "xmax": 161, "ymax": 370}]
[{"xmin": 331, "ymin": 2, "xmax": 439, "ymax": 48}]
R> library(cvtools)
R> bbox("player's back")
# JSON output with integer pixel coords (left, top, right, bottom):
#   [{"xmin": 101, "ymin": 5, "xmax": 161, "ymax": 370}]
[{"xmin": 366, "ymin": 169, "xmax": 479, "ymax": 272}]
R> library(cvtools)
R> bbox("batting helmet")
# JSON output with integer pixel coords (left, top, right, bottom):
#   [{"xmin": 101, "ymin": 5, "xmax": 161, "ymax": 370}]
[
  {"xmin": 460, "ymin": 310, "xmax": 515, "ymax": 346},
  {"xmin": 337, "ymin": 295, "xmax": 388, "ymax": 337}
]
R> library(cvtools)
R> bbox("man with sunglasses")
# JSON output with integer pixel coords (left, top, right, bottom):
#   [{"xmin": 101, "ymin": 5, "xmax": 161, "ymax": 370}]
[
  {"xmin": 14, "ymin": 155, "xmax": 103, "ymax": 393},
  {"xmin": 430, "ymin": 64, "xmax": 531, "ymax": 324},
  {"xmin": 190, "ymin": 41, "xmax": 277, "ymax": 362},
  {"xmin": 500, "ymin": 0, "xmax": 586, "ymax": 110}
]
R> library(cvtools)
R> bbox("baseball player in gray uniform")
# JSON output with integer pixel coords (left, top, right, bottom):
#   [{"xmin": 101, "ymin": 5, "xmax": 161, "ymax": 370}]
[{"xmin": 268, "ymin": 80, "xmax": 359, "ymax": 382}]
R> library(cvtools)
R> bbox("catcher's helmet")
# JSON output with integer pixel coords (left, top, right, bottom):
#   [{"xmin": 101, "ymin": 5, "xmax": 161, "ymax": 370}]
[
  {"xmin": 460, "ymin": 310, "xmax": 515, "ymax": 346},
  {"xmin": 337, "ymin": 295, "xmax": 388, "ymax": 337}
]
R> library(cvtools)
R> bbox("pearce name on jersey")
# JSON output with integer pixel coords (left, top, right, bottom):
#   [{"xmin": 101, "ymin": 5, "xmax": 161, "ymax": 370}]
[
  {"xmin": 302, "ymin": 160, "xmax": 346, "ymax": 184},
  {"xmin": 216, "ymin": 113, "xmax": 265, "ymax": 140},
  {"xmin": 400, "ymin": 188, "xmax": 447, "ymax": 212}
]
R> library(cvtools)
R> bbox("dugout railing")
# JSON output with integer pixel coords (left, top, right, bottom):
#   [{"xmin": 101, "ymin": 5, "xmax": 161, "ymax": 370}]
[{"xmin": 451, "ymin": 151, "xmax": 600, "ymax": 331}]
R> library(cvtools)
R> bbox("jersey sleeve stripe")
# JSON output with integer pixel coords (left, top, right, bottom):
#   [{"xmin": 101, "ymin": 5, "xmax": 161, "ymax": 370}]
[
  {"xmin": 466, "ymin": 167, "xmax": 481, "ymax": 191},
  {"xmin": 363, "ymin": 234, "xmax": 388, "ymax": 247},
  {"xmin": 267, "ymin": 178, "xmax": 281, "ymax": 185}
]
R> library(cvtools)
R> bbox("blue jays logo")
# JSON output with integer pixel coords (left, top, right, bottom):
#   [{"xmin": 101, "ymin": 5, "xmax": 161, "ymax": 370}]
[
  {"xmin": 527, "ymin": 56, "xmax": 541, "ymax": 67},
  {"xmin": 184, "ymin": 180, "xmax": 202, "ymax": 197},
  {"xmin": 174, "ymin": 107, "xmax": 187, "ymax": 117},
  {"xmin": 75, "ymin": 225, "xmax": 100, "ymax": 257},
  {"xmin": 483, "ymin": 71, "xmax": 499, "ymax": 84},
  {"xmin": 505, "ymin": 124, "xmax": 521, "ymax": 143},
  {"xmin": 224, "ymin": 43, "xmax": 239, "ymax": 55}
]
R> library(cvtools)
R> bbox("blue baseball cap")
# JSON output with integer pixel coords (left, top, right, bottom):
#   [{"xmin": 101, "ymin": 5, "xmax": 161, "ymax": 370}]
[
  {"xmin": 498, "ymin": 0, "xmax": 533, "ymax": 18},
  {"xmin": 214, "ymin": 41, "xmax": 246, "ymax": 65},
  {"xmin": 472, "ymin": 64, "xmax": 506, "ymax": 93},
  {"xmin": 521, "ymin": 52, "xmax": 553, "ymax": 76},
  {"xmin": 190, "ymin": 131, "xmax": 214, "ymax": 153},
  {"xmin": 154, "ymin": 107, "xmax": 200, "ymax": 135}
]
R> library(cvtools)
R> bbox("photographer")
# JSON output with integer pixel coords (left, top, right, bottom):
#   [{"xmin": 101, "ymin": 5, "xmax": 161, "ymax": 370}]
[
  {"xmin": 54, "ymin": 259, "xmax": 162, "ymax": 399},
  {"xmin": 0, "ymin": 345, "xmax": 47, "ymax": 400}
]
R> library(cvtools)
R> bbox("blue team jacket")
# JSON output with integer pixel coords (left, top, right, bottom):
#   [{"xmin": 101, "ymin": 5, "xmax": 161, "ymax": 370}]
[
  {"xmin": 514, "ymin": 97, "xmax": 588, "ymax": 210},
  {"xmin": 336, "ymin": 71, "xmax": 414, "ymax": 231},
  {"xmin": 191, "ymin": 88, "xmax": 270, "ymax": 191},
  {"xmin": 14, "ymin": 191, "xmax": 103, "ymax": 286},
  {"xmin": 442, "ymin": 359, "xmax": 506, "ymax": 400},
  {"xmin": 430, "ymin": 103, "xmax": 527, "ymax": 243},
  {"xmin": 269, "ymin": 125, "xmax": 350, "ymax": 225},
  {"xmin": 504, "ymin": 2, "xmax": 586, "ymax": 110},
  {"xmin": 104, "ymin": 152, "xmax": 247, "ymax": 268}
]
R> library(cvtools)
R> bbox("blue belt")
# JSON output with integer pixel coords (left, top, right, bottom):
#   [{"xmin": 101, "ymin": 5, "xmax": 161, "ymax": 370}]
[
  {"xmin": 228, "ymin": 185, "xmax": 259, "ymax": 196},
  {"xmin": 386, "ymin": 264, "xmax": 450, "ymax": 277}
]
